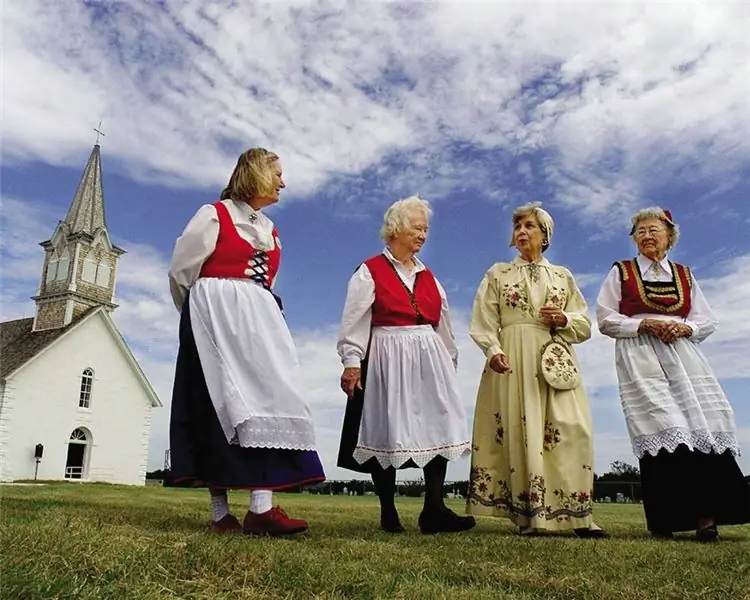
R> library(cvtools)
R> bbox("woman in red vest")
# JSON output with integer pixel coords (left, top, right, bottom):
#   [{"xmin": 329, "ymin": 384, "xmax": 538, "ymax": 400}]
[
  {"xmin": 167, "ymin": 148, "xmax": 324, "ymax": 536},
  {"xmin": 596, "ymin": 207, "xmax": 748, "ymax": 541},
  {"xmin": 336, "ymin": 195, "xmax": 475, "ymax": 534}
]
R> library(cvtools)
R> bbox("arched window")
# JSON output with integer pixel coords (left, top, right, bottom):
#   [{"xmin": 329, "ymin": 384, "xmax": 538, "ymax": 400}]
[
  {"xmin": 70, "ymin": 428, "xmax": 88, "ymax": 442},
  {"xmin": 79, "ymin": 368, "xmax": 94, "ymax": 409}
]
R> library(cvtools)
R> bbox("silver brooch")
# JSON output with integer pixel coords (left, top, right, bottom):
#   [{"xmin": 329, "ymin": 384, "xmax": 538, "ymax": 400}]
[{"xmin": 249, "ymin": 213, "xmax": 258, "ymax": 223}]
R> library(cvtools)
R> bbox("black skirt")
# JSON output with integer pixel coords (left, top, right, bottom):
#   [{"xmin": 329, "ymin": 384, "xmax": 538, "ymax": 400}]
[
  {"xmin": 336, "ymin": 357, "xmax": 420, "ymax": 474},
  {"xmin": 638, "ymin": 444, "xmax": 750, "ymax": 533},
  {"xmin": 166, "ymin": 292, "xmax": 325, "ymax": 491}
]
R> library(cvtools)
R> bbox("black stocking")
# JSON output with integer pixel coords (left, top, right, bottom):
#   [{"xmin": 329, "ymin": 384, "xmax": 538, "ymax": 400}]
[{"xmin": 423, "ymin": 456, "xmax": 448, "ymax": 512}]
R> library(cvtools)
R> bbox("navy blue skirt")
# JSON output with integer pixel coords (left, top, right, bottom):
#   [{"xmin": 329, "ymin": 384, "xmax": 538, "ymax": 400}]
[
  {"xmin": 166, "ymin": 291, "xmax": 325, "ymax": 491},
  {"xmin": 639, "ymin": 444, "xmax": 750, "ymax": 533}
]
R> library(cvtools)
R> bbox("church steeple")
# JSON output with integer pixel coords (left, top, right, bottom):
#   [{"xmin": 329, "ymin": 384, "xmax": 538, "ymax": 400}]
[
  {"xmin": 63, "ymin": 143, "xmax": 107, "ymax": 236},
  {"xmin": 32, "ymin": 138, "xmax": 125, "ymax": 332}
]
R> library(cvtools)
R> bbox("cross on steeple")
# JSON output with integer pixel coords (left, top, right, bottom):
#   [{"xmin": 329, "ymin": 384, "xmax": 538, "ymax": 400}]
[{"xmin": 93, "ymin": 121, "xmax": 105, "ymax": 145}]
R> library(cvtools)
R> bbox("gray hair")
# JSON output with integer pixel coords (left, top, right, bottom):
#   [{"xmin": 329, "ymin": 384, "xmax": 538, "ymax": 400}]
[
  {"xmin": 508, "ymin": 201, "xmax": 554, "ymax": 252},
  {"xmin": 630, "ymin": 207, "xmax": 680, "ymax": 249},
  {"xmin": 380, "ymin": 195, "xmax": 433, "ymax": 242}
]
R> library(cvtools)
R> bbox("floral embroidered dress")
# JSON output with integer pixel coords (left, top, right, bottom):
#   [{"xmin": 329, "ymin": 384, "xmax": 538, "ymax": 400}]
[{"xmin": 466, "ymin": 257, "xmax": 595, "ymax": 531}]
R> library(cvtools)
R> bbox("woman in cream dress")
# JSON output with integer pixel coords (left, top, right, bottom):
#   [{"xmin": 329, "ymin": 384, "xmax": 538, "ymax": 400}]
[{"xmin": 466, "ymin": 202, "xmax": 606, "ymax": 537}]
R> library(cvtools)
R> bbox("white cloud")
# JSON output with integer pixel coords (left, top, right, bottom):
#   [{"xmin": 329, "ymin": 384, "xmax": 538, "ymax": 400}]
[{"xmin": 4, "ymin": 1, "xmax": 750, "ymax": 221}]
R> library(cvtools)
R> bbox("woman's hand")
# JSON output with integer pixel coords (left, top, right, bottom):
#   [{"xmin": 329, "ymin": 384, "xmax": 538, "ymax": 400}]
[
  {"xmin": 539, "ymin": 306, "xmax": 567, "ymax": 328},
  {"xmin": 639, "ymin": 319, "xmax": 691, "ymax": 344},
  {"xmin": 660, "ymin": 322, "xmax": 692, "ymax": 344},
  {"xmin": 340, "ymin": 367, "xmax": 362, "ymax": 398},
  {"xmin": 488, "ymin": 353, "xmax": 511, "ymax": 374}
]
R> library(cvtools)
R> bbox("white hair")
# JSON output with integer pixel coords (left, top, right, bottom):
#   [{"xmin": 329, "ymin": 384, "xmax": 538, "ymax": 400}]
[
  {"xmin": 630, "ymin": 207, "xmax": 680, "ymax": 249},
  {"xmin": 380, "ymin": 195, "xmax": 433, "ymax": 242},
  {"xmin": 509, "ymin": 201, "xmax": 554, "ymax": 252}
]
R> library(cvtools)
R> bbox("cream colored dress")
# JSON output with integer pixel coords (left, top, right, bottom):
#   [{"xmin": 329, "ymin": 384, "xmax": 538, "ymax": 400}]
[{"xmin": 466, "ymin": 257, "xmax": 595, "ymax": 531}]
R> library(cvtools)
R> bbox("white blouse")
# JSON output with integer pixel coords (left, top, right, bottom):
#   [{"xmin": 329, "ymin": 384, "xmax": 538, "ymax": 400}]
[
  {"xmin": 596, "ymin": 254, "xmax": 718, "ymax": 342},
  {"xmin": 168, "ymin": 199, "xmax": 276, "ymax": 310},
  {"xmin": 336, "ymin": 248, "xmax": 459, "ymax": 369}
]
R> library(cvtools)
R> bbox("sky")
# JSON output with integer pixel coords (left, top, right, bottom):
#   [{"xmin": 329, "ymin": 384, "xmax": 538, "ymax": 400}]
[{"xmin": 2, "ymin": 0, "xmax": 749, "ymax": 481}]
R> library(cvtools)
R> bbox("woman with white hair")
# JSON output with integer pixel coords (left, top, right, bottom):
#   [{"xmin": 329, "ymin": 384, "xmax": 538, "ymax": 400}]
[
  {"xmin": 336, "ymin": 195, "xmax": 475, "ymax": 535},
  {"xmin": 596, "ymin": 207, "xmax": 749, "ymax": 541},
  {"xmin": 466, "ymin": 202, "xmax": 607, "ymax": 538}
]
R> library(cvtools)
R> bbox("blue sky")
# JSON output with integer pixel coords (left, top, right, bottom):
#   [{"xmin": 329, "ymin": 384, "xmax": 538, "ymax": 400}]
[{"xmin": 2, "ymin": 1, "xmax": 749, "ymax": 480}]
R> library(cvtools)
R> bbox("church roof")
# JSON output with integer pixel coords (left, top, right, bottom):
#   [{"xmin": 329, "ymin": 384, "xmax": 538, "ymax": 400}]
[
  {"xmin": 0, "ymin": 312, "xmax": 90, "ymax": 379},
  {"xmin": 64, "ymin": 144, "xmax": 107, "ymax": 235},
  {"xmin": 0, "ymin": 308, "xmax": 161, "ymax": 407}
]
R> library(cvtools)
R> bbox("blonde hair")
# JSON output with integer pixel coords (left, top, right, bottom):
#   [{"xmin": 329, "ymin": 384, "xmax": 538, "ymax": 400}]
[
  {"xmin": 509, "ymin": 201, "xmax": 554, "ymax": 252},
  {"xmin": 630, "ymin": 207, "xmax": 680, "ymax": 249},
  {"xmin": 221, "ymin": 148, "xmax": 280, "ymax": 202},
  {"xmin": 380, "ymin": 195, "xmax": 433, "ymax": 242}
]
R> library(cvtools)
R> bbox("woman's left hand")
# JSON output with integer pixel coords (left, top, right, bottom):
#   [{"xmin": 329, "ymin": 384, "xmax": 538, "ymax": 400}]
[
  {"xmin": 660, "ymin": 322, "xmax": 692, "ymax": 344},
  {"xmin": 539, "ymin": 306, "xmax": 567, "ymax": 328}
]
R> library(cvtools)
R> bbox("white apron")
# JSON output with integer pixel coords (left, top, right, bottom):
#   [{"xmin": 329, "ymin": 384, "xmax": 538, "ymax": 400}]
[
  {"xmin": 189, "ymin": 277, "xmax": 317, "ymax": 450},
  {"xmin": 353, "ymin": 325, "xmax": 471, "ymax": 469}
]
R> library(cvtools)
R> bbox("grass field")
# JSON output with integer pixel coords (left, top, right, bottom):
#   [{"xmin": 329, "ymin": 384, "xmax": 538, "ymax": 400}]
[{"xmin": 1, "ymin": 482, "xmax": 748, "ymax": 600}]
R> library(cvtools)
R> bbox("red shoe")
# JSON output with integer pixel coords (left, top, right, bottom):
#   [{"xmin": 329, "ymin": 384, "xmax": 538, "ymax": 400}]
[
  {"xmin": 209, "ymin": 513, "xmax": 242, "ymax": 533},
  {"xmin": 242, "ymin": 506, "xmax": 308, "ymax": 536}
]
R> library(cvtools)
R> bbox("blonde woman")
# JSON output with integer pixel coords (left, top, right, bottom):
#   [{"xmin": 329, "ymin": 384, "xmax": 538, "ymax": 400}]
[
  {"xmin": 596, "ymin": 207, "xmax": 749, "ymax": 541},
  {"xmin": 466, "ymin": 202, "xmax": 606, "ymax": 538},
  {"xmin": 168, "ymin": 148, "xmax": 324, "ymax": 537},
  {"xmin": 336, "ymin": 195, "xmax": 475, "ymax": 535}
]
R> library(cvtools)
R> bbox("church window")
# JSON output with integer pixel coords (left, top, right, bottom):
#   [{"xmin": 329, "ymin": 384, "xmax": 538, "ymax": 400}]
[
  {"xmin": 45, "ymin": 258, "xmax": 59, "ymax": 284},
  {"xmin": 79, "ymin": 368, "xmax": 94, "ymax": 408},
  {"xmin": 56, "ymin": 250, "xmax": 70, "ymax": 281},
  {"xmin": 82, "ymin": 248, "xmax": 111, "ymax": 288},
  {"xmin": 82, "ymin": 252, "xmax": 98, "ymax": 283},
  {"xmin": 70, "ymin": 428, "xmax": 88, "ymax": 441},
  {"xmin": 95, "ymin": 260, "xmax": 111, "ymax": 287}
]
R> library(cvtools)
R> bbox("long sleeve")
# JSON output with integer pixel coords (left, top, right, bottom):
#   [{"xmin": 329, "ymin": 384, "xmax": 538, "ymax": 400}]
[
  {"xmin": 168, "ymin": 204, "xmax": 220, "ymax": 311},
  {"xmin": 596, "ymin": 266, "xmax": 643, "ymax": 338},
  {"xmin": 683, "ymin": 278, "xmax": 718, "ymax": 343},
  {"xmin": 557, "ymin": 270, "xmax": 592, "ymax": 344},
  {"xmin": 469, "ymin": 268, "xmax": 504, "ymax": 359},
  {"xmin": 336, "ymin": 264, "xmax": 375, "ymax": 368},
  {"xmin": 434, "ymin": 277, "xmax": 458, "ymax": 367}
]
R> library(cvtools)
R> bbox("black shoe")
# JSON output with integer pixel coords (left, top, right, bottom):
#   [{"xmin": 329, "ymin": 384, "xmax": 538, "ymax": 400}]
[
  {"xmin": 695, "ymin": 525, "xmax": 719, "ymax": 543},
  {"xmin": 418, "ymin": 506, "xmax": 476, "ymax": 534},
  {"xmin": 573, "ymin": 527, "xmax": 609, "ymax": 539},
  {"xmin": 380, "ymin": 507, "xmax": 405, "ymax": 534}
]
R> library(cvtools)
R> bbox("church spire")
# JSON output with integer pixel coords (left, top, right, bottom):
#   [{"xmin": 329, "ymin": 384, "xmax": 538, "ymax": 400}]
[
  {"xmin": 32, "ymin": 132, "xmax": 125, "ymax": 332},
  {"xmin": 63, "ymin": 143, "xmax": 107, "ymax": 236}
]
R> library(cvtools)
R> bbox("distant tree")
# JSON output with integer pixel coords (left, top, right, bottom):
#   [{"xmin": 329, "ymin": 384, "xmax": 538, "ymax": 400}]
[
  {"xmin": 610, "ymin": 461, "xmax": 640, "ymax": 478},
  {"xmin": 146, "ymin": 469, "xmax": 170, "ymax": 480}
]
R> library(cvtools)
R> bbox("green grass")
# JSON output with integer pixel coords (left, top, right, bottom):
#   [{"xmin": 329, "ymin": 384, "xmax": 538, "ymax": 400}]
[{"xmin": 1, "ymin": 483, "xmax": 748, "ymax": 599}]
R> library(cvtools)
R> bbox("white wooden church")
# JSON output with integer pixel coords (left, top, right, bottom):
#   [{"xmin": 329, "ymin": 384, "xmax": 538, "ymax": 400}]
[{"xmin": 0, "ymin": 143, "xmax": 161, "ymax": 485}]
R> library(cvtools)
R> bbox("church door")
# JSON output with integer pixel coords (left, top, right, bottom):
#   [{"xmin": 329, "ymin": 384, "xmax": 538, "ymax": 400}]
[{"xmin": 65, "ymin": 428, "xmax": 90, "ymax": 479}]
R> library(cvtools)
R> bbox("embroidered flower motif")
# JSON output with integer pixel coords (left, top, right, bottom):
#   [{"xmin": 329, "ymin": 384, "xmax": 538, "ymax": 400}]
[
  {"xmin": 549, "ymin": 488, "xmax": 594, "ymax": 521},
  {"xmin": 543, "ymin": 286, "xmax": 567, "ymax": 310},
  {"xmin": 541, "ymin": 343, "xmax": 579, "ymax": 386},
  {"xmin": 502, "ymin": 281, "xmax": 534, "ymax": 318},
  {"xmin": 543, "ymin": 421, "xmax": 561, "ymax": 451},
  {"xmin": 494, "ymin": 412, "xmax": 504, "ymax": 445},
  {"xmin": 467, "ymin": 469, "xmax": 593, "ymax": 521}
]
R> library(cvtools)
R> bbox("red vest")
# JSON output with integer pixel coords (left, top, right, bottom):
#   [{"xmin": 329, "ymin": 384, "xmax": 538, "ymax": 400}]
[
  {"xmin": 615, "ymin": 258, "xmax": 692, "ymax": 317},
  {"xmin": 365, "ymin": 254, "xmax": 441, "ymax": 327},
  {"xmin": 199, "ymin": 202, "xmax": 281, "ymax": 289}
]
